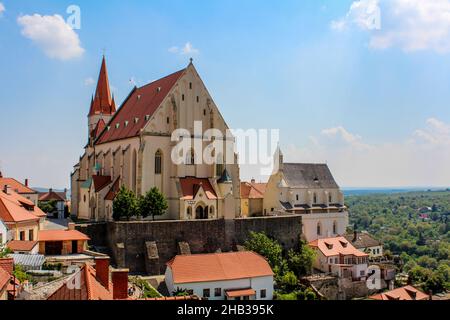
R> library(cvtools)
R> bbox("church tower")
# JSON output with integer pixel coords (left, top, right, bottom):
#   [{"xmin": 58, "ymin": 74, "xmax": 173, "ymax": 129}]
[{"xmin": 88, "ymin": 56, "xmax": 116, "ymax": 144}]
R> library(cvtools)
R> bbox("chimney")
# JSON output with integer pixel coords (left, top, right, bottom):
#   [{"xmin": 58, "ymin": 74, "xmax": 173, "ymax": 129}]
[
  {"xmin": 68, "ymin": 223, "xmax": 76, "ymax": 231},
  {"xmin": 25, "ymin": 179, "xmax": 29, "ymax": 187},
  {"xmin": 3, "ymin": 185, "xmax": 11, "ymax": 195},
  {"xmin": 0, "ymin": 258, "xmax": 14, "ymax": 275},
  {"xmin": 95, "ymin": 257, "xmax": 110, "ymax": 290},
  {"xmin": 112, "ymin": 269, "xmax": 129, "ymax": 300}
]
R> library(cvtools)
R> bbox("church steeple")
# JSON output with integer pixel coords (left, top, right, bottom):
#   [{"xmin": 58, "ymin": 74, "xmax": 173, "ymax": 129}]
[
  {"xmin": 89, "ymin": 56, "xmax": 116, "ymax": 116},
  {"xmin": 88, "ymin": 56, "xmax": 117, "ymax": 144}
]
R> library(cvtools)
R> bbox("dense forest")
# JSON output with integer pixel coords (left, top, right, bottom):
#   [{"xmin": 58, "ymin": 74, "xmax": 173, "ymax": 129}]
[{"xmin": 347, "ymin": 191, "xmax": 450, "ymax": 293}]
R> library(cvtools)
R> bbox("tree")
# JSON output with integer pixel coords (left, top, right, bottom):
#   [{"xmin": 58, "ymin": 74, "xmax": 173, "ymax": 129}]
[
  {"xmin": 0, "ymin": 244, "xmax": 12, "ymax": 258},
  {"xmin": 244, "ymin": 232, "xmax": 283, "ymax": 269},
  {"xmin": 38, "ymin": 200, "xmax": 57, "ymax": 214},
  {"xmin": 138, "ymin": 187, "xmax": 168, "ymax": 220},
  {"xmin": 173, "ymin": 287, "xmax": 190, "ymax": 297},
  {"xmin": 278, "ymin": 271, "xmax": 298, "ymax": 292},
  {"xmin": 13, "ymin": 265, "xmax": 31, "ymax": 283},
  {"xmin": 113, "ymin": 186, "xmax": 138, "ymax": 221},
  {"xmin": 287, "ymin": 242, "xmax": 316, "ymax": 276}
]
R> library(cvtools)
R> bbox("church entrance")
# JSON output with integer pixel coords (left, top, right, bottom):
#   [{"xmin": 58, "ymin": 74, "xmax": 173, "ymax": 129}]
[{"xmin": 195, "ymin": 205, "xmax": 208, "ymax": 219}]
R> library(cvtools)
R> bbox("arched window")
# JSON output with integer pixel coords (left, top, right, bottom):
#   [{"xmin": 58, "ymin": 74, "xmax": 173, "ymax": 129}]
[
  {"xmin": 132, "ymin": 150, "xmax": 137, "ymax": 193},
  {"xmin": 317, "ymin": 222, "xmax": 322, "ymax": 236},
  {"xmin": 187, "ymin": 206, "xmax": 192, "ymax": 218},
  {"xmin": 313, "ymin": 193, "xmax": 317, "ymax": 204},
  {"xmin": 186, "ymin": 149, "xmax": 195, "ymax": 165},
  {"xmin": 333, "ymin": 221, "xmax": 337, "ymax": 234},
  {"xmin": 155, "ymin": 150, "xmax": 162, "ymax": 174},
  {"xmin": 216, "ymin": 153, "xmax": 224, "ymax": 176}
]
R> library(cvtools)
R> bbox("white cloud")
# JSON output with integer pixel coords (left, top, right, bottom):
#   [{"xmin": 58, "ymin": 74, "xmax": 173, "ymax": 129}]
[
  {"xmin": 0, "ymin": 3, "xmax": 5, "ymax": 16},
  {"xmin": 331, "ymin": 0, "xmax": 381, "ymax": 31},
  {"xmin": 17, "ymin": 14, "xmax": 84, "ymax": 60},
  {"xmin": 84, "ymin": 77, "xmax": 95, "ymax": 86},
  {"xmin": 168, "ymin": 42, "xmax": 199, "ymax": 55},
  {"xmin": 281, "ymin": 119, "xmax": 450, "ymax": 187},
  {"xmin": 332, "ymin": 0, "xmax": 450, "ymax": 53}
]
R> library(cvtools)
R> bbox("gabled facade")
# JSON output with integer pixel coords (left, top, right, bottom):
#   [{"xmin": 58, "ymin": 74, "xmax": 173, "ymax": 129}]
[
  {"xmin": 0, "ymin": 186, "xmax": 44, "ymax": 242},
  {"xmin": 71, "ymin": 58, "xmax": 241, "ymax": 221},
  {"xmin": 263, "ymin": 149, "xmax": 348, "ymax": 242},
  {"xmin": 0, "ymin": 173, "xmax": 39, "ymax": 206},
  {"xmin": 309, "ymin": 236, "xmax": 369, "ymax": 281}
]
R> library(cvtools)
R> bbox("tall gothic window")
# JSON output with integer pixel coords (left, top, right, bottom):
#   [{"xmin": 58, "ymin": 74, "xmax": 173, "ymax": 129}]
[
  {"xmin": 333, "ymin": 221, "xmax": 337, "ymax": 234},
  {"xmin": 216, "ymin": 153, "xmax": 224, "ymax": 176},
  {"xmin": 186, "ymin": 149, "xmax": 195, "ymax": 165},
  {"xmin": 313, "ymin": 193, "xmax": 318, "ymax": 204},
  {"xmin": 329, "ymin": 193, "xmax": 332, "ymax": 203},
  {"xmin": 317, "ymin": 222, "xmax": 322, "ymax": 236},
  {"xmin": 155, "ymin": 150, "xmax": 162, "ymax": 174}
]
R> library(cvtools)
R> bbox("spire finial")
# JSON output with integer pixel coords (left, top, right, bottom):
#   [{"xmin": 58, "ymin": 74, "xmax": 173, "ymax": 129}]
[{"xmin": 189, "ymin": 57, "xmax": 193, "ymax": 64}]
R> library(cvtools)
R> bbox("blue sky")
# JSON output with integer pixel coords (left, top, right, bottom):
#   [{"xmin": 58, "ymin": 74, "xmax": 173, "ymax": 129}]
[{"xmin": 1, "ymin": 0, "xmax": 450, "ymax": 188}]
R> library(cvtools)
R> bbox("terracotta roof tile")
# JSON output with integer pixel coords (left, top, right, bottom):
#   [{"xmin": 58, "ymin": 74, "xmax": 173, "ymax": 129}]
[
  {"xmin": 0, "ymin": 267, "xmax": 9, "ymax": 292},
  {"xmin": 370, "ymin": 286, "xmax": 429, "ymax": 300},
  {"xmin": 0, "ymin": 190, "xmax": 41, "ymax": 223},
  {"xmin": 309, "ymin": 237, "xmax": 368, "ymax": 258},
  {"xmin": 105, "ymin": 177, "xmax": 120, "ymax": 201},
  {"xmin": 92, "ymin": 175, "xmax": 112, "ymax": 192},
  {"xmin": 0, "ymin": 177, "xmax": 36, "ymax": 194},
  {"xmin": 89, "ymin": 56, "xmax": 116, "ymax": 117},
  {"xmin": 38, "ymin": 190, "xmax": 65, "ymax": 202},
  {"xmin": 47, "ymin": 264, "xmax": 113, "ymax": 300},
  {"xmin": 95, "ymin": 69, "xmax": 185, "ymax": 145},
  {"xmin": 38, "ymin": 230, "xmax": 90, "ymax": 242},
  {"xmin": 179, "ymin": 178, "xmax": 217, "ymax": 200},
  {"xmin": 240, "ymin": 182, "xmax": 266, "ymax": 199},
  {"xmin": 167, "ymin": 251, "xmax": 273, "ymax": 284},
  {"xmin": 7, "ymin": 240, "xmax": 38, "ymax": 252}
]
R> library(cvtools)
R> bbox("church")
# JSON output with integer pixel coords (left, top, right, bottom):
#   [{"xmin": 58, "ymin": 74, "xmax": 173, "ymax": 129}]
[{"xmin": 71, "ymin": 57, "xmax": 241, "ymax": 221}]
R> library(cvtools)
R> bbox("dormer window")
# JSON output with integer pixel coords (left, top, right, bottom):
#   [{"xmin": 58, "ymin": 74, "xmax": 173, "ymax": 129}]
[
  {"xmin": 340, "ymin": 241, "xmax": 348, "ymax": 248},
  {"xmin": 115, "ymin": 123, "xmax": 120, "ymax": 129},
  {"xmin": 145, "ymin": 115, "xmax": 150, "ymax": 121},
  {"xmin": 124, "ymin": 121, "xmax": 129, "ymax": 127},
  {"xmin": 107, "ymin": 126, "xmax": 111, "ymax": 131}
]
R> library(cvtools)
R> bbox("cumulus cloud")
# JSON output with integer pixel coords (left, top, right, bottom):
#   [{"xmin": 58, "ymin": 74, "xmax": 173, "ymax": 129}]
[
  {"xmin": 84, "ymin": 77, "xmax": 95, "ymax": 86},
  {"xmin": 331, "ymin": 0, "xmax": 381, "ymax": 31},
  {"xmin": 0, "ymin": 3, "xmax": 5, "ymax": 16},
  {"xmin": 168, "ymin": 42, "xmax": 199, "ymax": 55},
  {"xmin": 17, "ymin": 14, "xmax": 84, "ymax": 60},
  {"xmin": 281, "ymin": 119, "xmax": 450, "ymax": 187},
  {"xmin": 332, "ymin": 0, "xmax": 450, "ymax": 53}
]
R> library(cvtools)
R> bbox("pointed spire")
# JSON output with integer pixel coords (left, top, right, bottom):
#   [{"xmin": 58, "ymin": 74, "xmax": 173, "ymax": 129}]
[{"xmin": 89, "ymin": 56, "xmax": 115, "ymax": 116}]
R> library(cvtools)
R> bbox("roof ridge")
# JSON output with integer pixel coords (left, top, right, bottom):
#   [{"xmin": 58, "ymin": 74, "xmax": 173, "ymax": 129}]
[{"xmin": 138, "ymin": 68, "xmax": 186, "ymax": 90}]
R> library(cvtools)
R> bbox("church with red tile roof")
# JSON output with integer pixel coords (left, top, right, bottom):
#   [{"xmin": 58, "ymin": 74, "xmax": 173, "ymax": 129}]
[{"xmin": 71, "ymin": 57, "xmax": 241, "ymax": 221}]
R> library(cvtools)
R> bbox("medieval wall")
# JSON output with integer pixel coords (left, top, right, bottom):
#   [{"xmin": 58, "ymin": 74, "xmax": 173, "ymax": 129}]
[{"xmin": 77, "ymin": 215, "xmax": 302, "ymax": 274}]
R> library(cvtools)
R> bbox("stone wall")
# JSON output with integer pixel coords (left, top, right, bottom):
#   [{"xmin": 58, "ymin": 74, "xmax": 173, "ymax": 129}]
[{"xmin": 77, "ymin": 215, "xmax": 302, "ymax": 274}]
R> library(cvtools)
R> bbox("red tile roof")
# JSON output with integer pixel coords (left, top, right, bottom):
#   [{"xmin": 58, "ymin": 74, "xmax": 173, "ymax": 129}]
[
  {"xmin": 91, "ymin": 118, "xmax": 106, "ymax": 140},
  {"xmin": 309, "ymin": 237, "xmax": 368, "ymax": 258},
  {"xmin": 370, "ymin": 285, "xmax": 429, "ymax": 300},
  {"xmin": 7, "ymin": 240, "xmax": 38, "ymax": 252},
  {"xmin": 92, "ymin": 175, "xmax": 112, "ymax": 192},
  {"xmin": 226, "ymin": 288, "xmax": 256, "ymax": 298},
  {"xmin": 167, "ymin": 251, "xmax": 274, "ymax": 284},
  {"xmin": 105, "ymin": 177, "xmax": 120, "ymax": 201},
  {"xmin": 0, "ymin": 190, "xmax": 41, "ymax": 223},
  {"xmin": 95, "ymin": 69, "xmax": 185, "ymax": 145},
  {"xmin": 38, "ymin": 190, "xmax": 65, "ymax": 202},
  {"xmin": 0, "ymin": 258, "xmax": 13, "ymax": 276},
  {"xmin": 179, "ymin": 178, "xmax": 217, "ymax": 200},
  {"xmin": 0, "ymin": 267, "xmax": 9, "ymax": 292},
  {"xmin": 0, "ymin": 177, "xmax": 36, "ymax": 194},
  {"xmin": 89, "ymin": 56, "xmax": 116, "ymax": 117},
  {"xmin": 134, "ymin": 295, "xmax": 201, "ymax": 300},
  {"xmin": 240, "ymin": 182, "xmax": 266, "ymax": 199},
  {"xmin": 48, "ymin": 264, "xmax": 113, "ymax": 300},
  {"xmin": 38, "ymin": 230, "xmax": 90, "ymax": 242}
]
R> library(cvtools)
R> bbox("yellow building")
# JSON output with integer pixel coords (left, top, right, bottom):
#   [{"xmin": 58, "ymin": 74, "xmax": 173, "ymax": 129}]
[{"xmin": 240, "ymin": 180, "xmax": 266, "ymax": 217}]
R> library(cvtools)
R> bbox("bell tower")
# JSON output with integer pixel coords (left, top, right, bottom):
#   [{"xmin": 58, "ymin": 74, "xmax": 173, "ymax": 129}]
[{"xmin": 88, "ymin": 56, "xmax": 116, "ymax": 143}]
